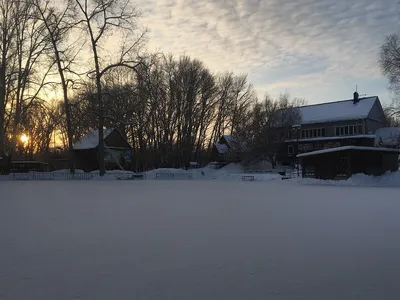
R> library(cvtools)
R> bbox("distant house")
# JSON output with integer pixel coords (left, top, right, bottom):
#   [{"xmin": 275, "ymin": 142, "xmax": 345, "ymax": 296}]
[
  {"xmin": 212, "ymin": 135, "xmax": 248, "ymax": 164},
  {"xmin": 277, "ymin": 94, "xmax": 388, "ymax": 165},
  {"xmin": 73, "ymin": 128, "xmax": 133, "ymax": 171}
]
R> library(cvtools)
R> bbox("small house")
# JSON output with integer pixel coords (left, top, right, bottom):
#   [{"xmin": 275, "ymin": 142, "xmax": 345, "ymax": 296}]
[
  {"xmin": 73, "ymin": 128, "xmax": 133, "ymax": 172},
  {"xmin": 212, "ymin": 135, "xmax": 248, "ymax": 163}
]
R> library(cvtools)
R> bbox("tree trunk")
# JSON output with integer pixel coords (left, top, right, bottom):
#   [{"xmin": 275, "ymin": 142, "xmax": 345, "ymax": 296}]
[{"xmin": 0, "ymin": 63, "xmax": 5, "ymax": 157}]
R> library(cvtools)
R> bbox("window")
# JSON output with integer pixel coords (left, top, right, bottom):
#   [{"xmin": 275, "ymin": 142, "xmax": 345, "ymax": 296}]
[
  {"xmin": 288, "ymin": 145, "xmax": 295, "ymax": 155},
  {"xmin": 299, "ymin": 128, "xmax": 326, "ymax": 139},
  {"xmin": 358, "ymin": 125, "xmax": 363, "ymax": 134},
  {"xmin": 335, "ymin": 125, "xmax": 362, "ymax": 136}
]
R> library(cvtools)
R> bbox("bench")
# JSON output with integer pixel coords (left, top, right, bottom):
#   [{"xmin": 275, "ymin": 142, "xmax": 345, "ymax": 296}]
[
  {"xmin": 155, "ymin": 172, "xmax": 193, "ymax": 180},
  {"xmin": 242, "ymin": 175, "xmax": 255, "ymax": 181},
  {"xmin": 132, "ymin": 174, "xmax": 146, "ymax": 179},
  {"xmin": 117, "ymin": 173, "xmax": 146, "ymax": 180}
]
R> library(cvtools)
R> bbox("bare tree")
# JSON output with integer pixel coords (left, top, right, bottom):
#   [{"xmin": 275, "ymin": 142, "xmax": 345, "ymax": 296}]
[
  {"xmin": 32, "ymin": 0, "xmax": 83, "ymax": 173},
  {"xmin": 243, "ymin": 93, "xmax": 303, "ymax": 167},
  {"xmin": 0, "ymin": 0, "xmax": 18, "ymax": 157},
  {"xmin": 74, "ymin": 0, "xmax": 146, "ymax": 175},
  {"xmin": 383, "ymin": 105, "xmax": 400, "ymax": 127},
  {"xmin": 380, "ymin": 34, "xmax": 400, "ymax": 117},
  {"xmin": 22, "ymin": 99, "xmax": 60, "ymax": 156},
  {"xmin": 4, "ymin": 0, "xmax": 53, "ymax": 159}
]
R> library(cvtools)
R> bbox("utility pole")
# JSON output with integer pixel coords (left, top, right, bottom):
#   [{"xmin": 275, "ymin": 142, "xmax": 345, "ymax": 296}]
[{"xmin": 292, "ymin": 124, "xmax": 301, "ymax": 177}]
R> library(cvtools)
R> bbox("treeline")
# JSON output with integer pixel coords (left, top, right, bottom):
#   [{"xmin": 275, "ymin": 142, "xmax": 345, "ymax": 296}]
[
  {"xmin": 0, "ymin": 0, "xmax": 303, "ymax": 173},
  {"xmin": 58, "ymin": 55, "xmax": 303, "ymax": 170}
]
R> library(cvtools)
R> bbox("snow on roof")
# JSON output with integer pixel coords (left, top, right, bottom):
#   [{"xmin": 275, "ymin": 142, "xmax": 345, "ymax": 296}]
[
  {"xmin": 215, "ymin": 143, "xmax": 229, "ymax": 154},
  {"xmin": 221, "ymin": 135, "xmax": 248, "ymax": 152},
  {"xmin": 285, "ymin": 135, "xmax": 375, "ymax": 143},
  {"xmin": 297, "ymin": 146, "xmax": 400, "ymax": 158},
  {"xmin": 223, "ymin": 135, "xmax": 234, "ymax": 143},
  {"xmin": 297, "ymin": 97, "xmax": 378, "ymax": 125},
  {"xmin": 73, "ymin": 128, "xmax": 115, "ymax": 150}
]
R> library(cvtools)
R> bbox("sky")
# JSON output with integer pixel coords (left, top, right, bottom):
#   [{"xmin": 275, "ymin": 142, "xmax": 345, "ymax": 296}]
[{"xmin": 139, "ymin": 0, "xmax": 400, "ymax": 106}]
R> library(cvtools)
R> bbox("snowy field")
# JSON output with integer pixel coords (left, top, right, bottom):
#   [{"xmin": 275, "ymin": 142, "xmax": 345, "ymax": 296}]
[{"xmin": 1, "ymin": 180, "xmax": 400, "ymax": 299}]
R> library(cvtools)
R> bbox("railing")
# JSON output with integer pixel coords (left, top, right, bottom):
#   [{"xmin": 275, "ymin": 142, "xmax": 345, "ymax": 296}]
[{"xmin": 10, "ymin": 172, "xmax": 145, "ymax": 181}]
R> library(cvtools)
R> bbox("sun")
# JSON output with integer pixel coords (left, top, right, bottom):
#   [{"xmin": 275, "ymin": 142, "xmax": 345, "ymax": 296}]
[{"xmin": 20, "ymin": 134, "xmax": 29, "ymax": 144}]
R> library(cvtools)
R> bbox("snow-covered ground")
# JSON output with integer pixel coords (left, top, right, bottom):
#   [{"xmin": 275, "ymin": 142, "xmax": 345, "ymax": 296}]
[{"xmin": 1, "ymin": 180, "xmax": 400, "ymax": 299}]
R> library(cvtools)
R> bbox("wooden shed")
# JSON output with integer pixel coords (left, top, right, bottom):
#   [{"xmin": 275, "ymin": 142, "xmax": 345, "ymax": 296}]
[
  {"xmin": 298, "ymin": 146, "xmax": 399, "ymax": 180},
  {"xmin": 73, "ymin": 128, "xmax": 133, "ymax": 172}
]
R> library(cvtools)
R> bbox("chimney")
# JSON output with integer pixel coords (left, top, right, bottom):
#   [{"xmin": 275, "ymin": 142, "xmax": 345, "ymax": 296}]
[{"xmin": 353, "ymin": 91, "xmax": 359, "ymax": 104}]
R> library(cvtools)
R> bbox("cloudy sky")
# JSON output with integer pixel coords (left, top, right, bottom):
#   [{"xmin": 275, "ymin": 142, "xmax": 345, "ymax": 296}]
[{"xmin": 140, "ymin": 0, "xmax": 400, "ymax": 105}]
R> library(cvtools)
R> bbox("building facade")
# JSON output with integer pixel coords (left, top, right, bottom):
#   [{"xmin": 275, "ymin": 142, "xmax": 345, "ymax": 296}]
[{"xmin": 277, "ymin": 95, "xmax": 388, "ymax": 165}]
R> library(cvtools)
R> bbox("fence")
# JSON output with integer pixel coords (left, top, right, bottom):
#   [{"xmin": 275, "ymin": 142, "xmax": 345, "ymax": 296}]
[
  {"xmin": 10, "ymin": 172, "xmax": 145, "ymax": 181},
  {"xmin": 155, "ymin": 172, "xmax": 193, "ymax": 180}
]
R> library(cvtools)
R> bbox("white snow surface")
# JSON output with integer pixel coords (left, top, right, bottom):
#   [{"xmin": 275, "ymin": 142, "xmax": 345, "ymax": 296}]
[
  {"xmin": 299, "ymin": 171, "xmax": 400, "ymax": 187},
  {"xmin": 73, "ymin": 128, "xmax": 114, "ymax": 150},
  {"xmin": 298, "ymin": 97, "xmax": 377, "ymax": 125},
  {"xmin": 285, "ymin": 134, "xmax": 375, "ymax": 143},
  {"xmin": 297, "ymin": 145, "xmax": 400, "ymax": 158},
  {"xmin": 2, "ymin": 180, "xmax": 400, "ymax": 299}
]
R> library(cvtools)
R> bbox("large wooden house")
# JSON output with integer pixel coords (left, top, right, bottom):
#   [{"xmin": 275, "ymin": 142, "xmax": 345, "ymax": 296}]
[{"xmin": 277, "ymin": 94, "xmax": 388, "ymax": 165}]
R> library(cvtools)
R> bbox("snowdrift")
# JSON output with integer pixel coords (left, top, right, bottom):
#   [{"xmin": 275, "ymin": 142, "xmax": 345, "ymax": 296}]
[{"xmin": 300, "ymin": 171, "xmax": 400, "ymax": 187}]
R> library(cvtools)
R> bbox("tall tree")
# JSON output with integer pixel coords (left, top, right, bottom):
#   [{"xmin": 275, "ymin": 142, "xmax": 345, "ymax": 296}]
[
  {"xmin": 380, "ymin": 34, "xmax": 400, "ymax": 118},
  {"xmin": 0, "ymin": 0, "xmax": 18, "ymax": 157},
  {"xmin": 32, "ymin": 0, "xmax": 82, "ymax": 173},
  {"xmin": 75, "ymin": 0, "xmax": 146, "ymax": 175},
  {"xmin": 243, "ymin": 93, "xmax": 304, "ymax": 167},
  {"xmin": 6, "ymin": 0, "xmax": 53, "ymax": 158}
]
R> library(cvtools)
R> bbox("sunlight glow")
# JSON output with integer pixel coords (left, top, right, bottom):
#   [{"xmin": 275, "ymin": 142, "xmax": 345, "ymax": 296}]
[{"xmin": 20, "ymin": 134, "xmax": 29, "ymax": 144}]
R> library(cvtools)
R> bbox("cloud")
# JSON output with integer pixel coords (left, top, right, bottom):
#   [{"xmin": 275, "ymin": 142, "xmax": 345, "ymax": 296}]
[{"xmin": 140, "ymin": 0, "xmax": 400, "ymax": 103}]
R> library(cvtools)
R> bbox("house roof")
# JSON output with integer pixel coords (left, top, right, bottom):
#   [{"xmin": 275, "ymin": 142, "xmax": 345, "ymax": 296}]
[
  {"xmin": 73, "ymin": 128, "xmax": 115, "ymax": 150},
  {"xmin": 214, "ymin": 135, "xmax": 248, "ymax": 154},
  {"xmin": 223, "ymin": 135, "xmax": 248, "ymax": 151},
  {"xmin": 215, "ymin": 143, "xmax": 229, "ymax": 154},
  {"xmin": 296, "ymin": 96, "xmax": 378, "ymax": 125}
]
